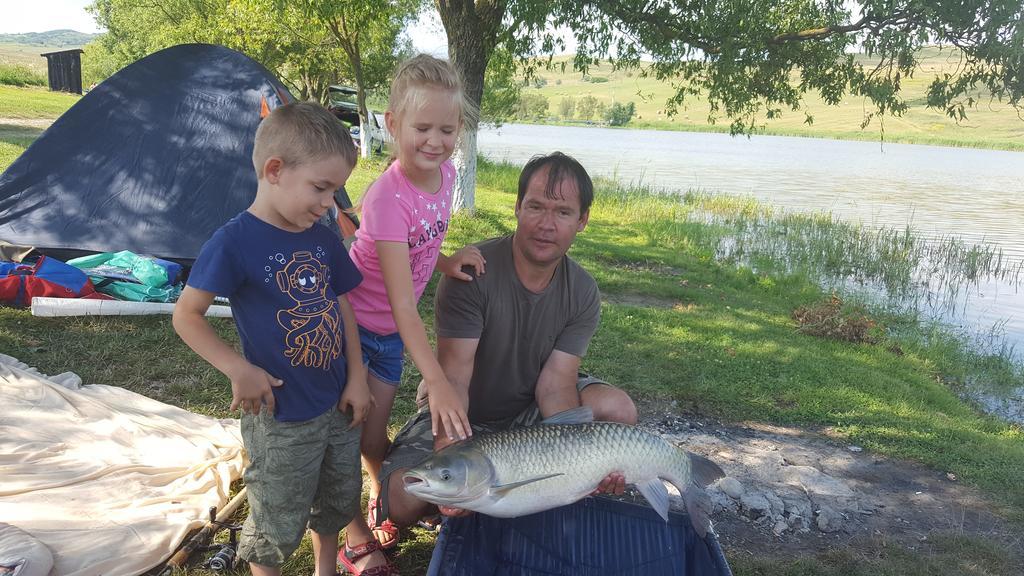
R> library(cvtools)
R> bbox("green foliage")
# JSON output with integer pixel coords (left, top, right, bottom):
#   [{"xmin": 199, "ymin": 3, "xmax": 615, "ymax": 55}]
[
  {"xmin": 480, "ymin": 48, "xmax": 521, "ymax": 126},
  {"xmin": 86, "ymin": 0, "xmax": 408, "ymax": 104},
  {"xmin": 552, "ymin": 1, "xmax": 1023, "ymax": 134},
  {"xmin": 0, "ymin": 64, "xmax": 46, "ymax": 87},
  {"xmin": 603, "ymin": 100, "xmax": 635, "ymax": 125},
  {"xmin": 575, "ymin": 94, "xmax": 599, "ymax": 120},
  {"xmin": 514, "ymin": 92, "xmax": 549, "ymax": 120},
  {"xmin": 583, "ymin": 74, "xmax": 609, "ymax": 83},
  {"xmin": 558, "ymin": 95, "xmax": 575, "ymax": 119},
  {"xmin": 81, "ymin": 38, "xmax": 120, "ymax": 87}
]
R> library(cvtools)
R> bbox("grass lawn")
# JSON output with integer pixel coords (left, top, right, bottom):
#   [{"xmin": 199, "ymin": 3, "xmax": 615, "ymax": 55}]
[
  {"xmin": 0, "ymin": 84, "xmax": 1021, "ymax": 575},
  {"xmin": 0, "ymin": 84, "xmax": 81, "ymax": 119}
]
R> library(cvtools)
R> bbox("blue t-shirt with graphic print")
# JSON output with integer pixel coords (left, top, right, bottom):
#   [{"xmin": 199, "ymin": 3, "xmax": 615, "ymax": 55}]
[{"xmin": 188, "ymin": 211, "xmax": 362, "ymax": 422}]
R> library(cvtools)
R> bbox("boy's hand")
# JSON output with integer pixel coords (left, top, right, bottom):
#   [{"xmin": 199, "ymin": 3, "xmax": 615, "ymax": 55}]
[
  {"xmin": 439, "ymin": 246, "xmax": 485, "ymax": 281},
  {"xmin": 229, "ymin": 363, "xmax": 282, "ymax": 415},
  {"xmin": 338, "ymin": 376, "xmax": 373, "ymax": 428},
  {"xmin": 426, "ymin": 377, "xmax": 471, "ymax": 441}
]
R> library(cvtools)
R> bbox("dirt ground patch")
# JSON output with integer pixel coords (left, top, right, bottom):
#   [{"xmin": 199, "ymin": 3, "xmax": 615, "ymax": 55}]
[
  {"xmin": 634, "ymin": 400, "xmax": 1022, "ymax": 565},
  {"xmin": 603, "ymin": 292, "xmax": 688, "ymax": 310},
  {"xmin": 0, "ymin": 117, "xmax": 53, "ymax": 129}
]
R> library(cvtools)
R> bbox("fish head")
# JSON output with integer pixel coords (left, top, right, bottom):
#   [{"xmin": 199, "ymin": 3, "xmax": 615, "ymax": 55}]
[{"xmin": 402, "ymin": 444, "xmax": 494, "ymax": 506}]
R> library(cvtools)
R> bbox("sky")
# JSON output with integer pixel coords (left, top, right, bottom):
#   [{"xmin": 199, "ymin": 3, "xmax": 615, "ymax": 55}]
[
  {"xmin": 1, "ymin": 0, "xmax": 102, "ymax": 34},
  {"xmin": 0, "ymin": 0, "xmax": 450, "ymax": 55}
]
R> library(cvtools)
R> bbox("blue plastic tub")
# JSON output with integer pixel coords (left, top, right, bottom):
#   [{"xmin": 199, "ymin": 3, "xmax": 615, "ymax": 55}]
[{"xmin": 426, "ymin": 496, "xmax": 732, "ymax": 576}]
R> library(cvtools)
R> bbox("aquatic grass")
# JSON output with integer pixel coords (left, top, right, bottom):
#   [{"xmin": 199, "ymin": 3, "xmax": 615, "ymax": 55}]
[{"xmin": 682, "ymin": 192, "xmax": 1024, "ymax": 326}]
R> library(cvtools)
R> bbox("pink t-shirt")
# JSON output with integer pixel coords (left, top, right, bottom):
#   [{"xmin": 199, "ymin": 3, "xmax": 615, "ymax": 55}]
[{"xmin": 347, "ymin": 159, "xmax": 456, "ymax": 334}]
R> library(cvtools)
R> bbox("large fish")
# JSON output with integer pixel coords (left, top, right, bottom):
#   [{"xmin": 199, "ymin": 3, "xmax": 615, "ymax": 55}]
[{"xmin": 402, "ymin": 407, "xmax": 725, "ymax": 535}]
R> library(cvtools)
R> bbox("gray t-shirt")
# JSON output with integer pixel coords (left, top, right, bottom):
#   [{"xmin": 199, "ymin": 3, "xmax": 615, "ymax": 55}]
[{"xmin": 434, "ymin": 235, "xmax": 601, "ymax": 427}]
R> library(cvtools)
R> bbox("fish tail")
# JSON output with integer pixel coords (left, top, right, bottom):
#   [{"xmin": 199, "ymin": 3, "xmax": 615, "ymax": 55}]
[{"xmin": 688, "ymin": 452, "xmax": 725, "ymax": 487}]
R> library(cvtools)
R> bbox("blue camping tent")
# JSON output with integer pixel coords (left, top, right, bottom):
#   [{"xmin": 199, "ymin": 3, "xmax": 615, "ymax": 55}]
[
  {"xmin": 0, "ymin": 44, "xmax": 292, "ymax": 262},
  {"xmin": 428, "ymin": 497, "xmax": 733, "ymax": 576}
]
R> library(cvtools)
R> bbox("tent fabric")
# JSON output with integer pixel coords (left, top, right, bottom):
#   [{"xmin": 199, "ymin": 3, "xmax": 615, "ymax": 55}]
[
  {"xmin": 0, "ymin": 354, "xmax": 244, "ymax": 576},
  {"xmin": 427, "ymin": 496, "xmax": 733, "ymax": 576},
  {"xmin": 0, "ymin": 44, "xmax": 292, "ymax": 262}
]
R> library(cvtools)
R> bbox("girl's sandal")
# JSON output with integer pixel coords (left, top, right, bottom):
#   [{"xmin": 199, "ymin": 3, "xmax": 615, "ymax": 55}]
[
  {"xmin": 366, "ymin": 499, "xmax": 400, "ymax": 551},
  {"xmin": 337, "ymin": 539, "xmax": 399, "ymax": 576}
]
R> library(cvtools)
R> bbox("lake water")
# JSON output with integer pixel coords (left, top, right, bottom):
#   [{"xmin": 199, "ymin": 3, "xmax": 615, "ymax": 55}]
[{"xmin": 478, "ymin": 123, "xmax": 1024, "ymax": 355}]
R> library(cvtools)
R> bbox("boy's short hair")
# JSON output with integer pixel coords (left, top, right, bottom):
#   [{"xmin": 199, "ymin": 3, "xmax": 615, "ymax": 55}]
[
  {"xmin": 252, "ymin": 101, "xmax": 357, "ymax": 177},
  {"xmin": 517, "ymin": 152, "xmax": 594, "ymax": 216}
]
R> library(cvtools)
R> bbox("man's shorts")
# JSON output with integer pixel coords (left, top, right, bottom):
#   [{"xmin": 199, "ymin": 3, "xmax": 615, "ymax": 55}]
[
  {"xmin": 358, "ymin": 324, "xmax": 404, "ymax": 385},
  {"xmin": 237, "ymin": 407, "xmax": 362, "ymax": 568},
  {"xmin": 375, "ymin": 373, "xmax": 610, "ymax": 521}
]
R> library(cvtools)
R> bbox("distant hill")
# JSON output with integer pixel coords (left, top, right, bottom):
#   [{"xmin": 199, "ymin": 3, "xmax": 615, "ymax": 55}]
[{"xmin": 0, "ymin": 30, "xmax": 97, "ymax": 48}]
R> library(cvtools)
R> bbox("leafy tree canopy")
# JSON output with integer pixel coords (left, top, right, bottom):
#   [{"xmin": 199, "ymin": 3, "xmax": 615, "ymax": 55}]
[{"xmin": 545, "ymin": 0, "xmax": 1022, "ymax": 132}]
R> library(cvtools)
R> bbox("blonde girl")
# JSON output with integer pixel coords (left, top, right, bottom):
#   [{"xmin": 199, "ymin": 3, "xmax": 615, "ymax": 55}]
[{"xmin": 338, "ymin": 54, "xmax": 483, "ymax": 576}]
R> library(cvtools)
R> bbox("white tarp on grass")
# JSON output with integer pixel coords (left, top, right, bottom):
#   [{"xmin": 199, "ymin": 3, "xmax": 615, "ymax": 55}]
[{"xmin": 0, "ymin": 354, "xmax": 244, "ymax": 576}]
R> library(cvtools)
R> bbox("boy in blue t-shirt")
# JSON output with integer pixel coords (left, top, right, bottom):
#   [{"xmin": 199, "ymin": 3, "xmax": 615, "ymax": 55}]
[{"xmin": 173, "ymin": 101, "xmax": 369, "ymax": 576}]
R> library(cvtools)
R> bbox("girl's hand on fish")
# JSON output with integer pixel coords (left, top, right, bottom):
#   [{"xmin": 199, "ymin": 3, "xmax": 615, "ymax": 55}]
[
  {"xmin": 592, "ymin": 472, "xmax": 626, "ymax": 496},
  {"xmin": 427, "ymin": 377, "xmax": 471, "ymax": 440},
  {"xmin": 439, "ymin": 246, "xmax": 486, "ymax": 281}
]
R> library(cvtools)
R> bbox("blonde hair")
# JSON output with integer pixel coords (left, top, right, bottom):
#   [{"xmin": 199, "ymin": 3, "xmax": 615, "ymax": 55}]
[
  {"xmin": 252, "ymin": 101, "xmax": 357, "ymax": 177},
  {"xmin": 388, "ymin": 54, "xmax": 478, "ymax": 132}
]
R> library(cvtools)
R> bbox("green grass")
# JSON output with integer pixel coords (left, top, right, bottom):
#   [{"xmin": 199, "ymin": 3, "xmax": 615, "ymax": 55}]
[
  {"xmin": 1, "ymin": 81, "xmax": 1021, "ymax": 576},
  {"xmin": 0, "ymin": 84, "xmax": 80, "ymax": 118},
  {"xmin": 526, "ymin": 48, "xmax": 1024, "ymax": 151}
]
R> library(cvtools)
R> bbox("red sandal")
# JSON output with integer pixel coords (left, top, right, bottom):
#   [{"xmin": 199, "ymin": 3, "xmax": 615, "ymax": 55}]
[
  {"xmin": 366, "ymin": 498, "xmax": 399, "ymax": 551},
  {"xmin": 337, "ymin": 538, "xmax": 399, "ymax": 576}
]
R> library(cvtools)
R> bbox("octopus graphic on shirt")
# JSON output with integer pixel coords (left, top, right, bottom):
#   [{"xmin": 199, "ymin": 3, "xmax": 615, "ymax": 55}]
[{"xmin": 275, "ymin": 250, "xmax": 341, "ymax": 369}]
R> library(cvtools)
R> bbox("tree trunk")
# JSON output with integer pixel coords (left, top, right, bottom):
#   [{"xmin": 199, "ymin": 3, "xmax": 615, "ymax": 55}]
[
  {"xmin": 437, "ymin": 1, "xmax": 505, "ymax": 213},
  {"xmin": 451, "ymin": 128, "xmax": 478, "ymax": 212},
  {"xmin": 351, "ymin": 47, "xmax": 371, "ymax": 159}
]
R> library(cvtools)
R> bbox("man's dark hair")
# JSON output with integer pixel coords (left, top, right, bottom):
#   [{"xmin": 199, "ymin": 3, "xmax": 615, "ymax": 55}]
[{"xmin": 516, "ymin": 152, "xmax": 594, "ymax": 216}]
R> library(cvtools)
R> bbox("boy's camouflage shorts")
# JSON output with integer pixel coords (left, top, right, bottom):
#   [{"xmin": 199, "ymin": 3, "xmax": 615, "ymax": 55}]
[{"xmin": 237, "ymin": 407, "xmax": 362, "ymax": 568}]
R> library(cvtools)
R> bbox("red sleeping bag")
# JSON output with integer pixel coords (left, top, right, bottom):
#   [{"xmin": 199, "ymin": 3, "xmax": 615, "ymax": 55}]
[{"xmin": 0, "ymin": 256, "xmax": 100, "ymax": 307}]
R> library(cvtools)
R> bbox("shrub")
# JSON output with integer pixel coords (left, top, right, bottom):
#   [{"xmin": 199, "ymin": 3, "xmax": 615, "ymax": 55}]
[
  {"xmin": 576, "ymin": 95, "xmax": 599, "ymax": 121},
  {"xmin": 604, "ymin": 101, "xmax": 636, "ymax": 126},
  {"xmin": 0, "ymin": 64, "xmax": 47, "ymax": 87}
]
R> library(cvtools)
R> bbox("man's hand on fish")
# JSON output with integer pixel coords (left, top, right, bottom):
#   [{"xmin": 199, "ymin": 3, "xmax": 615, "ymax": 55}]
[{"xmin": 592, "ymin": 471, "xmax": 626, "ymax": 496}]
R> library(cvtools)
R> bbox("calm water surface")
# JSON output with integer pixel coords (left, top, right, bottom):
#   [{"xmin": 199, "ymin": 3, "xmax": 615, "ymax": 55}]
[{"xmin": 478, "ymin": 123, "xmax": 1024, "ymax": 352}]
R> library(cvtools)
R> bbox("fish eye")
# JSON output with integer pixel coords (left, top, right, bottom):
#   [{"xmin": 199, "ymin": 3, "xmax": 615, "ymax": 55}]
[{"xmin": 440, "ymin": 469, "xmax": 451, "ymax": 481}]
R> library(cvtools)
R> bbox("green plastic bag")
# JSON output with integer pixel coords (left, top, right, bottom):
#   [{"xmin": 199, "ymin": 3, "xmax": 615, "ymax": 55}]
[
  {"xmin": 90, "ymin": 278, "xmax": 181, "ymax": 303},
  {"xmin": 67, "ymin": 251, "xmax": 170, "ymax": 287}
]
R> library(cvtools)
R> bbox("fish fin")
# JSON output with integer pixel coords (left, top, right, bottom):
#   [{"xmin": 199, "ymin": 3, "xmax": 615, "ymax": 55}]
[
  {"xmin": 684, "ymin": 488, "xmax": 713, "ymax": 539},
  {"xmin": 540, "ymin": 406, "xmax": 594, "ymax": 425},
  {"xmin": 689, "ymin": 453, "xmax": 725, "ymax": 487},
  {"xmin": 491, "ymin": 473, "xmax": 564, "ymax": 494},
  {"xmin": 635, "ymin": 478, "xmax": 670, "ymax": 522}
]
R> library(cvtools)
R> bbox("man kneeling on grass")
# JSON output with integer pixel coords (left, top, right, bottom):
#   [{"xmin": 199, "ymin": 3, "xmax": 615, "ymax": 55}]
[{"xmin": 370, "ymin": 151, "xmax": 638, "ymax": 533}]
